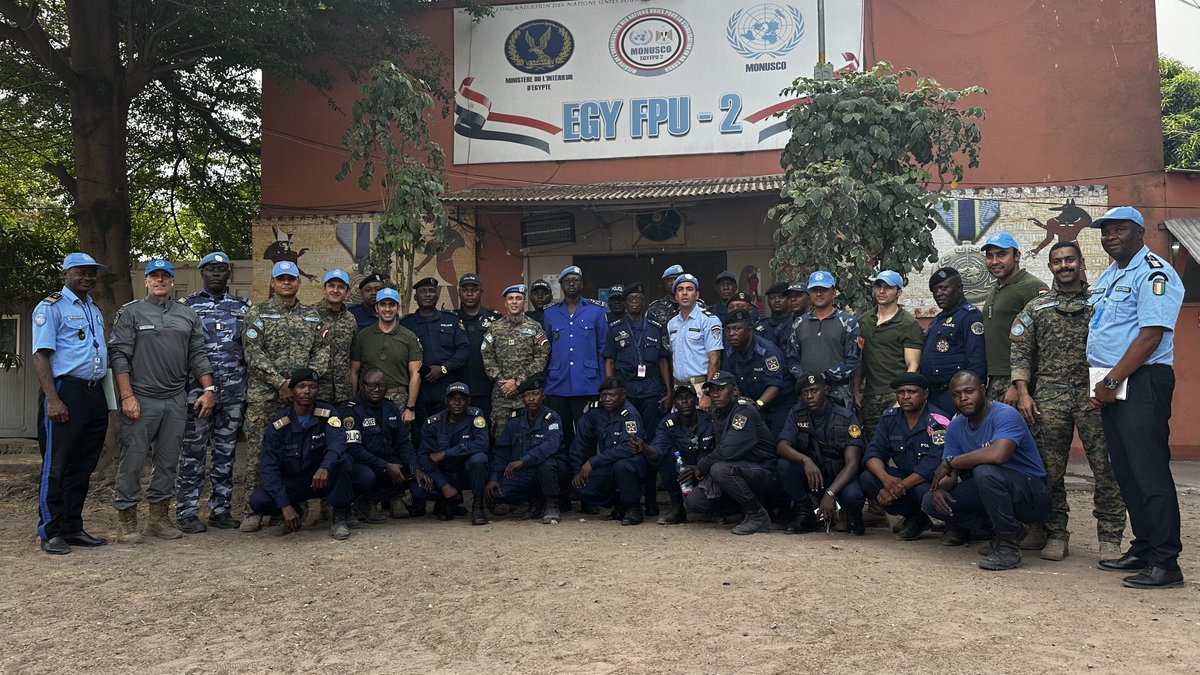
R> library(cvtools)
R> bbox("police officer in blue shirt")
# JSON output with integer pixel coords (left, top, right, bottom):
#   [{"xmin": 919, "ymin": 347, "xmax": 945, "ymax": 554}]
[
  {"xmin": 350, "ymin": 273, "xmax": 385, "ymax": 329},
  {"xmin": 401, "ymin": 277, "xmax": 469, "ymax": 447},
  {"xmin": 486, "ymin": 379, "xmax": 566, "ymax": 524},
  {"xmin": 414, "ymin": 382, "xmax": 490, "ymax": 525},
  {"xmin": 721, "ymin": 309, "xmax": 794, "ymax": 436},
  {"xmin": 755, "ymin": 282, "xmax": 793, "ymax": 350},
  {"xmin": 777, "ymin": 372, "xmax": 867, "ymax": 535},
  {"xmin": 342, "ymin": 367, "xmax": 421, "ymax": 523},
  {"xmin": 248, "ymin": 368, "xmax": 356, "ymax": 540},
  {"xmin": 644, "ymin": 385, "xmax": 715, "ymax": 525},
  {"xmin": 1086, "ymin": 206, "xmax": 1186, "ymax": 589},
  {"xmin": 857, "ymin": 373, "xmax": 951, "ymax": 541},
  {"xmin": 31, "ymin": 252, "xmax": 110, "ymax": 555},
  {"xmin": 570, "ymin": 377, "xmax": 650, "ymax": 525},
  {"xmin": 920, "ymin": 267, "xmax": 987, "ymax": 413},
  {"xmin": 543, "ymin": 265, "xmax": 609, "ymax": 454},
  {"xmin": 176, "ymin": 251, "xmax": 251, "ymax": 534}
]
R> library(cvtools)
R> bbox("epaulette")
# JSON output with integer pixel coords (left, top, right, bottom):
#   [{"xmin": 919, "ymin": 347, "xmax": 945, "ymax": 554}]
[
  {"xmin": 314, "ymin": 407, "xmax": 331, "ymax": 417},
  {"xmin": 646, "ymin": 318, "xmax": 664, "ymax": 329},
  {"xmin": 41, "ymin": 292, "xmax": 62, "ymax": 305},
  {"xmin": 272, "ymin": 416, "xmax": 290, "ymax": 430},
  {"xmin": 511, "ymin": 409, "xmax": 520, "ymax": 418},
  {"xmin": 609, "ymin": 318, "xmax": 623, "ymax": 327},
  {"xmin": 665, "ymin": 418, "xmax": 675, "ymax": 427},
  {"xmin": 701, "ymin": 309, "xmax": 716, "ymax": 317},
  {"xmin": 177, "ymin": 297, "xmax": 187, "ymax": 304},
  {"xmin": 736, "ymin": 396, "xmax": 753, "ymax": 406},
  {"xmin": 881, "ymin": 406, "xmax": 900, "ymax": 418},
  {"xmin": 467, "ymin": 406, "xmax": 482, "ymax": 417},
  {"xmin": 120, "ymin": 299, "xmax": 139, "ymax": 308},
  {"xmin": 620, "ymin": 407, "xmax": 630, "ymax": 417},
  {"xmin": 544, "ymin": 412, "xmax": 554, "ymax": 421},
  {"xmin": 1145, "ymin": 254, "xmax": 1164, "ymax": 269}
]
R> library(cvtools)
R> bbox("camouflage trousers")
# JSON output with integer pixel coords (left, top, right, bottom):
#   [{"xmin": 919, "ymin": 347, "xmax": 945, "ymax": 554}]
[
  {"xmin": 241, "ymin": 395, "xmax": 283, "ymax": 516},
  {"xmin": 860, "ymin": 392, "xmax": 897, "ymax": 443},
  {"xmin": 175, "ymin": 401, "xmax": 244, "ymax": 520},
  {"xmin": 491, "ymin": 391, "xmax": 522, "ymax": 439},
  {"xmin": 986, "ymin": 377, "xmax": 1012, "ymax": 403},
  {"xmin": 384, "ymin": 389, "xmax": 410, "ymax": 409},
  {"xmin": 1030, "ymin": 396, "xmax": 1127, "ymax": 543}
]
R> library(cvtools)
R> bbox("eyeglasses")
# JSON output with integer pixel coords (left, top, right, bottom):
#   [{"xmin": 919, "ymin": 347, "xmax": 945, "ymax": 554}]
[{"xmin": 361, "ymin": 382, "xmax": 387, "ymax": 391}]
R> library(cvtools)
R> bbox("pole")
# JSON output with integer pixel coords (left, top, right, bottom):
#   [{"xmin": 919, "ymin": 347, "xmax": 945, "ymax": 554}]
[{"xmin": 814, "ymin": 0, "xmax": 833, "ymax": 81}]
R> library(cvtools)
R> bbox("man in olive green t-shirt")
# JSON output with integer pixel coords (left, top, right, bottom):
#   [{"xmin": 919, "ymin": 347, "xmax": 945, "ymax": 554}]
[
  {"xmin": 852, "ymin": 270, "xmax": 925, "ymax": 439},
  {"xmin": 979, "ymin": 232, "xmax": 1048, "ymax": 404},
  {"xmin": 349, "ymin": 288, "xmax": 423, "ymax": 422}
]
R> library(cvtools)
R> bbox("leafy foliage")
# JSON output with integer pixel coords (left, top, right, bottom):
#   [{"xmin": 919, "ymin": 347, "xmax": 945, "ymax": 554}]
[
  {"xmin": 338, "ymin": 62, "xmax": 449, "ymax": 311},
  {"xmin": 1161, "ymin": 56, "xmax": 1200, "ymax": 171},
  {"xmin": 770, "ymin": 62, "xmax": 985, "ymax": 314}
]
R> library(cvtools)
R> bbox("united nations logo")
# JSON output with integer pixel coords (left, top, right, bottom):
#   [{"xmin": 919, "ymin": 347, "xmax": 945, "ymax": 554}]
[
  {"xmin": 609, "ymin": 8, "xmax": 694, "ymax": 77},
  {"xmin": 940, "ymin": 248, "xmax": 993, "ymax": 304},
  {"xmin": 506, "ymin": 20, "xmax": 574, "ymax": 75},
  {"xmin": 727, "ymin": 4, "xmax": 804, "ymax": 59}
]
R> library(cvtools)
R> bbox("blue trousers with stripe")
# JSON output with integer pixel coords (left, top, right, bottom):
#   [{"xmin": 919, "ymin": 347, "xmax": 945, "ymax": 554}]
[{"xmin": 37, "ymin": 379, "xmax": 109, "ymax": 541}]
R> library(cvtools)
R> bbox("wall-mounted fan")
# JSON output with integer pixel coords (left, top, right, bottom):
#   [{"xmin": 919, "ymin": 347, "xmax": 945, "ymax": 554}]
[{"xmin": 636, "ymin": 209, "xmax": 683, "ymax": 242}]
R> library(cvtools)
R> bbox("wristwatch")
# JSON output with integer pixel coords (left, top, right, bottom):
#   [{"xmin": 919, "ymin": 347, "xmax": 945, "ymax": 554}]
[
  {"xmin": 1103, "ymin": 377, "xmax": 1120, "ymax": 391},
  {"xmin": 440, "ymin": 365, "xmax": 448, "ymax": 375},
  {"xmin": 202, "ymin": 385, "xmax": 216, "ymax": 393},
  {"xmin": 945, "ymin": 456, "xmax": 955, "ymax": 470},
  {"xmin": 754, "ymin": 399, "xmax": 764, "ymax": 409},
  {"xmin": 405, "ymin": 405, "xmax": 415, "ymax": 412}
]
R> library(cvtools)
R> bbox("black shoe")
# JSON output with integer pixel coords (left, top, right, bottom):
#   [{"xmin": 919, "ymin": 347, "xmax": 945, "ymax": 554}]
[
  {"xmin": 580, "ymin": 503, "xmax": 600, "ymax": 515},
  {"xmin": 607, "ymin": 504, "xmax": 627, "ymax": 521},
  {"xmin": 644, "ymin": 502, "xmax": 659, "ymax": 517},
  {"xmin": 979, "ymin": 532, "xmax": 1022, "ymax": 571},
  {"xmin": 63, "ymin": 531, "xmax": 107, "ymax": 547},
  {"xmin": 621, "ymin": 506, "xmax": 644, "ymax": 526},
  {"xmin": 409, "ymin": 500, "xmax": 427, "ymax": 518},
  {"xmin": 526, "ymin": 498, "xmax": 546, "ymax": 520},
  {"xmin": 895, "ymin": 515, "xmax": 931, "ymax": 541},
  {"xmin": 941, "ymin": 527, "xmax": 970, "ymax": 547},
  {"xmin": 433, "ymin": 499, "xmax": 454, "ymax": 521},
  {"xmin": 471, "ymin": 497, "xmax": 488, "ymax": 526},
  {"xmin": 208, "ymin": 512, "xmax": 241, "ymax": 530},
  {"xmin": 784, "ymin": 510, "xmax": 819, "ymax": 535},
  {"xmin": 41, "ymin": 537, "xmax": 71, "ymax": 555},
  {"xmin": 1099, "ymin": 553, "xmax": 1149, "ymax": 572},
  {"xmin": 1122, "ymin": 566, "xmax": 1185, "ymax": 589},
  {"xmin": 178, "ymin": 516, "xmax": 208, "ymax": 534},
  {"xmin": 846, "ymin": 510, "xmax": 866, "ymax": 536},
  {"xmin": 657, "ymin": 504, "xmax": 687, "ymax": 525}
]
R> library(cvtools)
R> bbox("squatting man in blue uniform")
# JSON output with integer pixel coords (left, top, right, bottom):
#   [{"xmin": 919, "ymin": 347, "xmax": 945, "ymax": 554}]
[
  {"xmin": 570, "ymin": 377, "xmax": 650, "ymax": 525},
  {"xmin": 486, "ymin": 378, "xmax": 567, "ymax": 524},
  {"xmin": 342, "ymin": 367, "xmax": 421, "ymax": 523},
  {"xmin": 248, "ymin": 368, "xmax": 355, "ymax": 540},
  {"xmin": 413, "ymin": 382, "xmax": 490, "ymax": 525}
]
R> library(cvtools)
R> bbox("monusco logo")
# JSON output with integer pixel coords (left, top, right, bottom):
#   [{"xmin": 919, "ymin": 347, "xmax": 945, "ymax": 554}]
[
  {"xmin": 505, "ymin": 19, "xmax": 574, "ymax": 75},
  {"xmin": 609, "ymin": 8, "xmax": 694, "ymax": 77}
]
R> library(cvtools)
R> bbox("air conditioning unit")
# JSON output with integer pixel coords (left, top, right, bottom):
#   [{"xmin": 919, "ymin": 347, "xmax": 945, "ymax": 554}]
[{"xmin": 521, "ymin": 212, "xmax": 576, "ymax": 247}]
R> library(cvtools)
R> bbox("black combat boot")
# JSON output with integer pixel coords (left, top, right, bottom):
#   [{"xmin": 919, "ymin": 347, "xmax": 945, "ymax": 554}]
[
  {"xmin": 785, "ymin": 502, "xmax": 819, "ymax": 534},
  {"xmin": 433, "ymin": 498, "xmax": 454, "ymax": 521},
  {"xmin": 657, "ymin": 496, "xmax": 687, "ymax": 525},
  {"xmin": 979, "ymin": 531, "xmax": 1022, "ymax": 570},
  {"xmin": 471, "ymin": 496, "xmax": 487, "ymax": 526},
  {"xmin": 621, "ymin": 504, "xmax": 644, "ymax": 526},
  {"xmin": 846, "ymin": 508, "xmax": 866, "ymax": 536}
]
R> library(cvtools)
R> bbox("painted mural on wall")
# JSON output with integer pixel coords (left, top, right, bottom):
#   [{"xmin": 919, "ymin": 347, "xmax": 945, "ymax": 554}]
[
  {"xmin": 903, "ymin": 185, "xmax": 1110, "ymax": 317},
  {"xmin": 252, "ymin": 215, "xmax": 477, "ymax": 307}
]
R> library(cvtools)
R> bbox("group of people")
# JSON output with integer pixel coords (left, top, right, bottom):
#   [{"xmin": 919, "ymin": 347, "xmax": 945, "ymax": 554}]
[{"xmin": 32, "ymin": 206, "xmax": 1184, "ymax": 589}]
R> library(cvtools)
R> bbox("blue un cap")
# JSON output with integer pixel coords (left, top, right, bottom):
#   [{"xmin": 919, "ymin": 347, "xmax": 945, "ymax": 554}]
[
  {"xmin": 502, "ymin": 283, "xmax": 527, "ymax": 297},
  {"xmin": 559, "ymin": 265, "xmax": 582, "ymax": 280},
  {"xmin": 673, "ymin": 273, "xmax": 699, "ymax": 291},
  {"xmin": 63, "ymin": 252, "xmax": 107, "ymax": 271},
  {"xmin": 145, "ymin": 259, "xmax": 174, "ymax": 277},
  {"xmin": 197, "ymin": 252, "xmax": 230, "ymax": 268},
  {"xmin": 807, "ymin": 271, "xmax": 835, "ymax": 289},
  {"xmin": 1090, "ymin": 206, "xmax": 1144, "ymax": 229},
  {"xmin": 272, "ymin": 261, "xmax": 299, "ymax": 278},
  {"xmin": 323, "ymin": 269, "xmax": 350, "ymax": 286},
  {"xmin": 662, "ymin": 264, "xmax": 684, "ymax": 278},
  {"xmin": 871, "ymin": 270, "xmax": 903, "ymax": 288},
  {"xmin": 375, "ymin": 288, "xmax": 400, "ymax": 304},
  {"xmin": 981, "ymin": 232, "xmax": 1020, "ymax": 252}
]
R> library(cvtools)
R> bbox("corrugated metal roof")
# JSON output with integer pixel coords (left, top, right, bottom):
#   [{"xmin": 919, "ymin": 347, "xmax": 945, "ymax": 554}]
[
  {"xmin": 443, "ymin": 175, "xmax": 785, "ymax": 205},
  {"xmin": 1165, "ymin": 216, "xmax": 1200, "ymax": 259}
]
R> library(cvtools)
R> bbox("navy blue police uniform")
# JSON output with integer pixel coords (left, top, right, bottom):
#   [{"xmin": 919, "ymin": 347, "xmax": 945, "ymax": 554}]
[
  {"xmin": 490, "ymin": 405, "xmax": 566, "ymax": 506},
  {"xmin": 920, "ymin": 299, "xmax": 986, "ymax": 413},
  {"xmin": 400, "ymin": 284, "xmax": 469, "ymax": 447},
  {"xmin": 340, "ymin": 392, "xmax": 419, "ymax": 504},
  {"xmin": 722, "ymin": 332, "xmax": 795, "ymax": 437},
  {"xmin": 570, "ymin": 401, "xmax": 646, "ymax": 509},
  {"xmin": 857, "ymin": 404, "xmax": 951, "ymax": 518},
  {"xmin": 248, "ymin": 402, "xmax": 354, "ymax": 516},
  {"xmin": 777, "ymin": 400, "xmax": 866, "ymax": 513},
  {"xmin": 412, "ymin": 404, "xmax": 491, "ymax": 501},
  {"xmin": 650, "ymin": 408, "xmax": 716, "ymax": 504}
]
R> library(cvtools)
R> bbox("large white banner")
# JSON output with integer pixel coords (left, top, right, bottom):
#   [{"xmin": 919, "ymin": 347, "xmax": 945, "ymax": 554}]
[{"xmin": 452, "ymin": 0, "xmax": 864, "ymax": 164}]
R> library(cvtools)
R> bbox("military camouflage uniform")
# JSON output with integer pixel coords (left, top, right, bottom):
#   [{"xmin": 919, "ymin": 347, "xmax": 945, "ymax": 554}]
[
  {"xmin": 1010, "ymin": 286, "xmax": 1126, "ymax": 545},
  {"xmin": 240, "ymin": 296, "xmax": 330, "ymax": 513},
  {"xmin": 176, "ymin": 289, "xmax": 250, "ymax": 521},
  {"xmin": 315, "ymin": 299, "xmax": 357, "ymax": 406},
  {"xmin": 480, "ymin": 314, "xmax": 550, "ymax": 437}
]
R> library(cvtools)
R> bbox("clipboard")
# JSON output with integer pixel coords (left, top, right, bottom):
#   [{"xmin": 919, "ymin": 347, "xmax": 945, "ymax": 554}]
[
  {"xmin": 101, "ymin": 369, "xmax": 119, "ymax": 411},
  {"xmin": 1088, "ymin": 368, "xmax": 1127, "ymax": 401}
]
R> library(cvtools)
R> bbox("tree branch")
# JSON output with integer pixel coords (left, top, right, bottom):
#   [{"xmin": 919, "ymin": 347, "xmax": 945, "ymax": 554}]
[
  {"xmin": 158, "ymin": 75, "xmax": 258, "ymax": 163},
  {"xmin": 0, "ymin": 0, "xmax": 77, "ymax": 88},
  {"xmin": 40, "ymin": 160, "xmax": 76, "ymax": 196}
]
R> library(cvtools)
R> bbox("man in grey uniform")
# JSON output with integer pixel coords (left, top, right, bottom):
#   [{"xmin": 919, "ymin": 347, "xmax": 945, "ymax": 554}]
[{"xmin": 110, "ymin": 259, "xmax": 215, "ymax": 542}]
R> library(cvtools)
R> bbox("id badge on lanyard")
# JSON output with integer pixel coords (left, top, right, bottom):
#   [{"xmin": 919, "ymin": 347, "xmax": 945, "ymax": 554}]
[{"xmin": 637, "ymin": 364, "xmax": 647, "ymax": 378}]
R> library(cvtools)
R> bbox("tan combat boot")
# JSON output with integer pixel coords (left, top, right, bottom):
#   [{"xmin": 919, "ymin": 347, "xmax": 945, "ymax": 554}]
[
  {"xmin": 1041, "ymin": 537, "xmax": 1069, "ymax": 561},
  {"xmin": 115, "ymin": 507, "xmax": 144, "ymax": 544},
  {"xmin": 145, "ymin": 501, "xmax": 183, "ymax": 540}
]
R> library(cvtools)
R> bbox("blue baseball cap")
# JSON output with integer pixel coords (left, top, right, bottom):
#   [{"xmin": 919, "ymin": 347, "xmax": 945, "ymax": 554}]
[
  {"xmin": 871, "ymin": 270, "xmax": 903, "ymax": 288},
  {"xmin": 981, "ymin": 232, "xmax": 1020, "ymax": 251},
  {"xmin": 786, "ymin": 281, "xmax": 808, "ymax": 294},
  {"xmin": 272, "ymin": 261, "xmax": 299, "ymax": 278},
  {"xmin": 323, "ymin": 269, "xmax": 350, "ymax": 286},
  {"xmin": 502, "ymin": 283, "xmax": 527, "ymax": 297},
  {"xmin": 145, "ymin": 259, "xmax": 174, "ymax": 277},
  {"xmin": 807, "ymin": 271, "xmax": 835, "ymax": 289},
  {"xmin": 662, "ymin": 264, "xmax": 684, "ymax": 278},
  {"xmin": 673, "ymin": 273, "xmax": 699, "ymax": 291},
  {"xmin": 62, "ymin": 252, "xmax": 106, "ymax": 271},
  {"xmin": 197, "ymin": 252, "xmax": 230, "ymax": 268},
  {"xmin": 445, "ymin": 382, "xmax": 471, "ymax": 397},
  {"xmin": 1090, "ymin": 206, "xmax": 1144, "ymax": 229},
  {"xmin": 559, "ymin": 265, "xmax": 582, "ymax": 280},
  {"xmin": 375, "ymin": 287, "xmax": 400, "ymax": 304}
]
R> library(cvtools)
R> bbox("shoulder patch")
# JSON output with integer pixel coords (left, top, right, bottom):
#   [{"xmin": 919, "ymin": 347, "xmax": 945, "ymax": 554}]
[
  {"xmin": 343, "ymin": 416, "xmax": 355, "ymax": 430},
  {"xmin": 272, "ymin": 416, "xmax": 290, "ymax": 430},
  {"xmin": 931, "ymin": 428, "xmax": 946, "ymax": 446},
  {"xmin": 327, "ymin": 416, "xmax": 341, "ymax": 428},
  {"xmin": 731, "ymin": 414, "xmax": 747, "ymax": 430},
  {"xmin": 848, "ymin": 424, "xmax": 862, "ymax": 439},
  {"xmin": 970, "ymin": 322, "xmax": 984, "ymax": 336},
  {"xmin": 548, "ymin": 422, "xmax": 560, "ymax": 431},
  {"xmin": 42, "ymin": 292, "xmax": 62, "ymax": 305},
  {"xmin": 474, "ymin": 415, "xmax": 487, "ymax": 429},
  {"xmin": 1148, "ymin": 271, "xmax": 1169, "ymax": 296},
  {"xmin": 625, "ymin": 420, "xmax": 638, "ymax": 435},
  {"xmin": 244, "ymin": 328, "xmax": 258, "ymax": 340},
  {"xmin": 765, "ymin": 355, "xmax": 780, "ymax": 372}
]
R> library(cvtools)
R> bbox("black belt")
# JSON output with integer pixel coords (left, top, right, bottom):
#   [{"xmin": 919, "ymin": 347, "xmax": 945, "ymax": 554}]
[{"xmin": 58, "ymin": 375, "xmax": 103, "ymax": 389}]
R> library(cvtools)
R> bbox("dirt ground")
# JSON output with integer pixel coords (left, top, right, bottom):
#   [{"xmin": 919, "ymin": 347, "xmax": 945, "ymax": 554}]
[{"xmin": 1, "ymin": 453, "xmax": 1197, "ymax": 675}]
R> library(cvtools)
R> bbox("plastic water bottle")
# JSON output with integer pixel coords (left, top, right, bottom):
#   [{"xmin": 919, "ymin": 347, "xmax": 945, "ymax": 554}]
[{"xmin": 675, "ymin": 451, "xmax": 695, "ymax": 495}]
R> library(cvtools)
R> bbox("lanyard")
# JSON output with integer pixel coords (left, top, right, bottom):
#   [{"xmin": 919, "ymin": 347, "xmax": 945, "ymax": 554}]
[{"xmin": 624, "ymin": 318, "xmax": 646, "ymax": 364}]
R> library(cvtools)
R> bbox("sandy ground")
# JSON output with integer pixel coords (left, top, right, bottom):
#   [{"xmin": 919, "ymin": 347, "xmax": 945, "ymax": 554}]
[{"xmin": 0, "ymin": 453, "xmax": 1197, "ymax": 675}]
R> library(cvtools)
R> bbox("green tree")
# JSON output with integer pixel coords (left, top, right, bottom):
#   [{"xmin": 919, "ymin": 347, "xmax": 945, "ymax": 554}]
[
  {"xmin": 338, "ymin": 61, "xmax": 450, "ymax": 312},
  {"xmin": 0, "ymin": 0, "xmax": 488, "ymax": 323},
  {"xmin": 1161, "ymin": 55, "xmax": 1200, "ymax": 170},
  {"xmin": 770, "ymin": 62, "xmax": 986, "ymax": 314}
]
